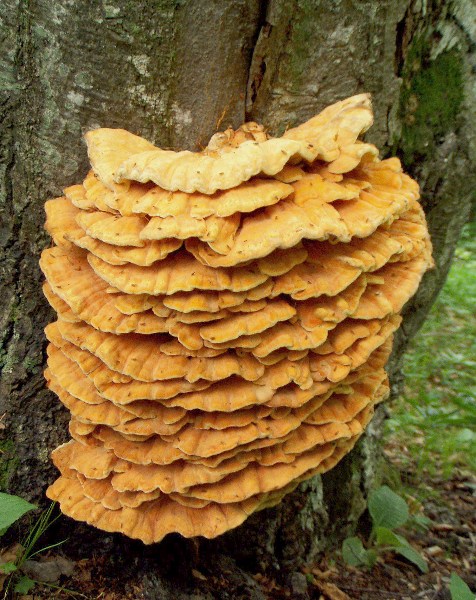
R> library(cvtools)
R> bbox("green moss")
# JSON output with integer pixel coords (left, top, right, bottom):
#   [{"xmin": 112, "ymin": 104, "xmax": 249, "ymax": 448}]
[
  {"xmin": 22, "ymin": 356, "xmax": 40, "ymax": 372},
  {"xmin": 0, "ymin": 440, "xmax": 18, "ymax": 492},
  {"xmin": 399, "ymin": 35, "xmax": 464, "ymax": 167},
  {"xmin": 11, "ymin": 302, "xmax": 21, "ymax": 323}
]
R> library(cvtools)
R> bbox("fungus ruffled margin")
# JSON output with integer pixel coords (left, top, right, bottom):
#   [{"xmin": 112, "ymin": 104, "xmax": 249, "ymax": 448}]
[{"xmin": 40, "ymin": 94, "xmax": 433, "ymax": 543}]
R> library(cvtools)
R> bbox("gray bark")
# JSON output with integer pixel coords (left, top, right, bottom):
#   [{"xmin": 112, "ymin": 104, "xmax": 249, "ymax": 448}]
[{"xmin": 1, "ymin": 0, "xmax": 474, "ymax": 596}]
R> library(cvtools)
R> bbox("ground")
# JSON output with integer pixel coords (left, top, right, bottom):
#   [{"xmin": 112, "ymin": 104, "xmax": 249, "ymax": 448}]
[
  {"xmin": 1, "ymin": 222, "xmax": 474, "ymax": 599},
  {"xmin": 305, "ymin": 453, "xmax": 476, "ymax": 600}
]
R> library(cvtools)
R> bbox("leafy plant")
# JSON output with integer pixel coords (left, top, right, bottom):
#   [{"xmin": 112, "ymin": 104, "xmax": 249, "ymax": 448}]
[
  {"xmin": 0, "ymin": 494, "xmax": 67, "ymax": 598},
  {"xmin": 342, "ymin": 485, "xmax": 428, "ymax": 572},
  {"xmin": 449, "ymin": 573, "xmax": 475, "ymax": 600}
]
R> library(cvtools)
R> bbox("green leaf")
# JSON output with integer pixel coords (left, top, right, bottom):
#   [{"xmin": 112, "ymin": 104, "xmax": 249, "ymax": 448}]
[
  {"xmin": 14, "ymin": 575, "xmax": 36, "ymax": 594},
  {"xmin": 375, "ymin": 528, "xmax": 428, "ymax": 573},
  {"xmin": 342, "ymin": 537, "xmax": 377, "ymax": 568},
  {"xmin": 365, "ymin": 549, "xmax": 378, "ymax": 568},
  {"xmin": 342, "ymin": 537, "xmax": 367, "ymax": 566},
  {"xmin": 410, "ymin": 514, "xmax": 432, "ymax": 531},
  {"xmin": 368, "ymin": 486, "xmax": 409, "ymax": 529},
  {"xmin": 394, "ymin": 546, "xmax": 428, "ymax": 573},
  {"xmin": 0, "ymin": 562, "xmax": 17, "ymax": 574},
  {"xmin": 375, "ymin": 526, "xmax": 410, "ymax": 548},
  {"xmin": 0, "ymin": 492, "xmax": 37, "ymax": 536},
  {"xmin": 450, "ymin": 573, "xmax": 476, "ymax": 600}
]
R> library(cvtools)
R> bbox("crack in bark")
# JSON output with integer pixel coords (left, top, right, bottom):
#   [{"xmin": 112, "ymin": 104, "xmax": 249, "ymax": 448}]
[
  {"xmin": 245, "ymin": 0, "xmax": 274, "ymax": 119},
  {"xmin": 394, "ymin": 3, "xmax": 412, "ymax": 76}
]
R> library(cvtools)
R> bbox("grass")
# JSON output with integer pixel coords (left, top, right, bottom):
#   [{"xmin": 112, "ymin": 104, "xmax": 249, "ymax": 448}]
[
  {"xmin": 1, "ymin": 502, "xmax": 66, "ymax": 599},
  {"xmin": 385, "ymin": 220, "xmax": 476, "ymax": 479}
]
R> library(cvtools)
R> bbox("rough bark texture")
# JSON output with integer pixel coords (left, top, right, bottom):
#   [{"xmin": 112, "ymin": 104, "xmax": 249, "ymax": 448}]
[{"xmin": 1, "ymin": 0, "xmax": 474, "ymax": 596}]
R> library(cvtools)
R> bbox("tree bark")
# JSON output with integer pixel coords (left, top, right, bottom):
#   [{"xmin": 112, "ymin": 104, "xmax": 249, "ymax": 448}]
[{"xmin": 1, "ymin": 0, "xmax": 474, "ymax": 596}]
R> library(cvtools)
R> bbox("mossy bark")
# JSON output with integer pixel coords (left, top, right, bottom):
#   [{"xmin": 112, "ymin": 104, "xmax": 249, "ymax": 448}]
[{"xmin": 1, "ymin": 0, "xmax": 474, "ymax": 596}]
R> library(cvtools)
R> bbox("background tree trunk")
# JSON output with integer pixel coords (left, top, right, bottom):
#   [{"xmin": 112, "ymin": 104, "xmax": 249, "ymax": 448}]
[{"xmin": 1, "ymin": 0, "xmax": 474, "ymax": 597}]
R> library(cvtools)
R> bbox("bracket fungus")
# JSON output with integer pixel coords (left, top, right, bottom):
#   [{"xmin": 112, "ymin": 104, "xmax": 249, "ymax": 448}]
[{"xmin": 41, "ymin": 93, "xmax": 433, "ymax": 544}]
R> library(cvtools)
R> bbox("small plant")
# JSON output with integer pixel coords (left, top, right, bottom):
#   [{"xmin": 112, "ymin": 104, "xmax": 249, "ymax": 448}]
[
  {"xmin": 0, "ymin": 492, "xmax": 67, "ymax": 597},
  {"xmin": 342, "ymin": 485, "xmax": 428, "ymax": 573},
  {"xmin": 0, "ymin": 492, "xmax": 37, "ymax": 595}
]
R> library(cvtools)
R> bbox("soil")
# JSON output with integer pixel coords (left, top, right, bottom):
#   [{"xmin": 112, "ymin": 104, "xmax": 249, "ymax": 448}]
[
  {"xmin": 306, "ymin": 473, "xmax": 476, "ymax": 600},
  {"xmin": 3, "ymin": 446, "xmax": 474, "ymax": 600}
]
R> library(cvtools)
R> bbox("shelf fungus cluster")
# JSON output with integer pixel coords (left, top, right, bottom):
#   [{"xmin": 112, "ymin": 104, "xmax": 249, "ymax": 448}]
[{"xmin": 41, "ymin": 94, "xmax": 433, "ymax": 544}]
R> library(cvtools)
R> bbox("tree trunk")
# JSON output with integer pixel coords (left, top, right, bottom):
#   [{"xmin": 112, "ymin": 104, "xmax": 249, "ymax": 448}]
[{"xmin": 1, "ymin": 0, "xmax": 474, "ymax": 596}]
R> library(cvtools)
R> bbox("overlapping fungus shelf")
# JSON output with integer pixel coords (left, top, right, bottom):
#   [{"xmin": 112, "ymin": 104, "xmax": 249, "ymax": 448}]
[{"xmin": 41, "ymin": 94, "xmax": 433, "ymax": 543}]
